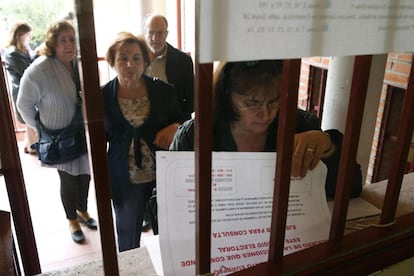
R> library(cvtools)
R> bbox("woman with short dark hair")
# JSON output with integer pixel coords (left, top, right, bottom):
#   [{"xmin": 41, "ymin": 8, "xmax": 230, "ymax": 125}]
[
  {"xmin": 102, "ymin": 32, "xmax": 185, "ymax": 251},
  {"xmin": 171, "ymin": 60, "xmax": 362, "ymax": 199}
]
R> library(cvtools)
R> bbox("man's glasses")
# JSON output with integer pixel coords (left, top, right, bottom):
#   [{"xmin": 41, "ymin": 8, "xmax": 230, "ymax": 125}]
[{"xmin": 146, "ymin": 31, "xmax": 168, "ymax": 37}]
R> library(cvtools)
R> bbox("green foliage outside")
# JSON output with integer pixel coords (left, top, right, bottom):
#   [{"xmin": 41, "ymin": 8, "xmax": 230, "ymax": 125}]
[{"xmin": 1, "ymin": 0, "xmax": 68, "ymax": 49}]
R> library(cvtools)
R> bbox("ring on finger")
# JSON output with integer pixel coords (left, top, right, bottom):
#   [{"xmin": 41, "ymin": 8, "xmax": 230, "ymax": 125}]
[{"xmin": 306, "ymin": 147, "xmax": 315, "ymax": 153}]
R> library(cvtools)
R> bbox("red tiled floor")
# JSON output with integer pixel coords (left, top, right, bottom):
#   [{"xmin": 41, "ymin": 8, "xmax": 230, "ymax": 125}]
[{"xmin": 0, "ymin": 142, "xmax": 156, "ymax": 273}]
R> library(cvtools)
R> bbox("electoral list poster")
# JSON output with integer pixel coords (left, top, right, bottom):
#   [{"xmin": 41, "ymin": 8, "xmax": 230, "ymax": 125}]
[{"xmin": 156, "ymin": 152, "xmax": 331, "ymax": 275}]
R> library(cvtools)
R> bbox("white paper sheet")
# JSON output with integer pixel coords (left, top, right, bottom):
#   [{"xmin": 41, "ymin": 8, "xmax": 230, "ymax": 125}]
[
  {"xmin": 198, "ymin": 0, "xmax": 414, "ymax": 62},
  {"xmin": 156, "ymin": 152, "xmax": 331, "ymax": 275}
]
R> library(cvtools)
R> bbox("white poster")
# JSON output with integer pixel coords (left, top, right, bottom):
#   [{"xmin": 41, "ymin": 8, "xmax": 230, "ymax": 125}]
[
  {"xmin": 199, "ymin": 0, "xmax": 414, "ymax": 62},
  {"xmin": 156, "ymin": 152, "xmax": 331, "ymax": 275}
]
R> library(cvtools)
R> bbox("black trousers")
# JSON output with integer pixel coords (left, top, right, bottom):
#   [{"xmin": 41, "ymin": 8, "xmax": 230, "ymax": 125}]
[{"xmin": 58, "ymin": 170, "xmax": 91, "ymax": 220}]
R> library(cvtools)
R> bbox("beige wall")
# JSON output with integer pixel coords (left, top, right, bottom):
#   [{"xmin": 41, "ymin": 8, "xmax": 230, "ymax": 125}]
[{"xmin": 92, "ymin": 0, "xmax": 169, "ymax": 57}]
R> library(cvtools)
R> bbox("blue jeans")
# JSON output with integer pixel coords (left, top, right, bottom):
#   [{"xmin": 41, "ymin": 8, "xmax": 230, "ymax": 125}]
[{"xmin": 113, "ymin": 181, "xmax": 155, "ymax": 252}]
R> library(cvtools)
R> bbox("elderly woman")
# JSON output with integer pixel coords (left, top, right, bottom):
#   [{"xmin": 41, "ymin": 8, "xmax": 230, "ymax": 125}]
[
  {"xmin": 171, "ymin": 60, "xmax": 362, "ymax": 199},
  {"xmin": 102, "ymin": 32, "xmax": 184, "ymax": 251},
  {"xmin": 17, "ymin": 20, "xmax": 96, "ymax": 244}
]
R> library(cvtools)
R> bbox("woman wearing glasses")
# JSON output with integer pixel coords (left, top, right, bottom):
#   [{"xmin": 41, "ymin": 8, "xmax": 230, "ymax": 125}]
[{"xmin": 170, "ymin": 60, "xmax": 362, "ymax": 199}]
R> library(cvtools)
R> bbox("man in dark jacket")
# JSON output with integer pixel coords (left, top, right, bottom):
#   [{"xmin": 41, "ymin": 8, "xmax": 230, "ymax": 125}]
[
  {"xmin": 144, "ymin": 13, "xmax": 194, "ymax": 120},
  {"xmin": 142, "ymin": 14, "xmax": 194, "ymax": 231}
]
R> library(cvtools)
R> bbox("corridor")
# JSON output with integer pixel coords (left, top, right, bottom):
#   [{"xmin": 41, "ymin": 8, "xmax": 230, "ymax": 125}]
[{"xmin": 0, "ymin": 142, "xmax": 155, "ymax": 273}]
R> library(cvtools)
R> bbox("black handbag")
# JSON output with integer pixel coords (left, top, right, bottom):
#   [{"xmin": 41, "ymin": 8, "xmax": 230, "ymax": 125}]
[
  {"xmin": 147, "ymin": 187, "xmax": 158, "ymax": 235},
  {"xmin": 32, "ymin": 103, "xmax": 87, "ymax": 165}
]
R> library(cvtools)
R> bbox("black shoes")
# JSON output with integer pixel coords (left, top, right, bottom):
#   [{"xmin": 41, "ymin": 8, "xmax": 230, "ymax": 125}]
[
  {"xmin": 69, "ymin": 220, "xmax": 85, "ymax": 244},
  {"xmin": 76, "ymin": 211, "xmax": 98, "ymax": 230},
  {"xmin": 69, "ymin": 212, "xmax": 97, "ymax": 244},
  {"xmin": 78, "ymin": 216, "xmax": 98, "ymax": 230},
  {"xmin": 71, "ymin": 230, "xmax": 85, "ymax": 243}
]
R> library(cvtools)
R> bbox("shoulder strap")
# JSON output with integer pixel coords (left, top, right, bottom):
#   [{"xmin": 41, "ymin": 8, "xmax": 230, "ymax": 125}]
[
  {"xmin": 36, "ymin": 103, "xmax": 83, "ymax": 134},
  {"xmin": 35, "ymin": 59, "xmax": 84, "ymax": 134}
]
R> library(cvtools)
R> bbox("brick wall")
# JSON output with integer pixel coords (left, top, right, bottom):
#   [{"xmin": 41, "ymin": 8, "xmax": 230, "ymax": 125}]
[
  {"xmin": 298, "ymin": 54, "xmax": 413, "ymax": 183},
  {"xmin": 298, "ymin": 57, "xmax": 329, "ymax": 110},
  {"xmin": 369, "ymin": 53, "xmax": 414, "ymax": 183}
]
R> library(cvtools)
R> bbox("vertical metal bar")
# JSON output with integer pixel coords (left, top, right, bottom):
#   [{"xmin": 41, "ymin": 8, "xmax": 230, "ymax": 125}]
[
  {"xmin": 380, "ymin": 55, "xmax": 414, "ymax": 223},
  {"xmin": 194, "ymin": 1, "xmax": 213, "ymax": 274},
  {"xmin": 74, "ymin": 1, "xmax": 119, "ymax": 275},
  {"xmin": 330, "ymin": 55, "xmax": 372, "ymax": 241},
  {"xmin": 0, "ymin": 211, "xmax": 16, "ymax": 275},
  {"xmin": 1, "ymin": 61, "xmax": 23, "ymax": 134},
  {"xmin": 269, "ymin": 59, "xmax": 301, "ymax": 262},
  {"xmin": 176, "ymin": 0, "xmax": 182, "ymax": 49},
  {"xmin": 194, "ymin": 62, "xmax": 213, "ymax": 275},
  {"xmin": 0, "ymin": 57, "xmax": 41, "ymax": 275}
]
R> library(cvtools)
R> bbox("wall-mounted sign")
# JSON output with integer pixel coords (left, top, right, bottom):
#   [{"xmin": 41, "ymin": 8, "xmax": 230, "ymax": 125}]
[{"xmin": 199, "ymin": 0, "xmax": 414, "ymax": 62}]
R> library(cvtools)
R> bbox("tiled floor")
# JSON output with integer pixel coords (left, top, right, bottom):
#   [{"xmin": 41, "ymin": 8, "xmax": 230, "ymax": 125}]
[{"xmin": 0, "ymin": 143, "xmax": 156, "ymax": 274}]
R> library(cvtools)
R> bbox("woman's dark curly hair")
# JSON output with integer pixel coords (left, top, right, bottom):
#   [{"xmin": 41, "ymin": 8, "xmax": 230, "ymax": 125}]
[{"xmin": 213, "ymin": 60, "xmax": 284, "ymax": 124}]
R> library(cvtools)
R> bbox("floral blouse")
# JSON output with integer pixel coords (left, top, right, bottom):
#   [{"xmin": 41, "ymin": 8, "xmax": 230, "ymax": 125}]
[{"xmin": 118, "ymin": 96, "xmax": 155, "ymax": 184}]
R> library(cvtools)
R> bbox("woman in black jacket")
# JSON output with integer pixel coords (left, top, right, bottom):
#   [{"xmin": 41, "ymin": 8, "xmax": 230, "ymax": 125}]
[
  {"xmin": 170, "ymin": 60, "xmax": 362, "ymax": 199},
  {"xmin": 5, "ymin": 21, "xmax": 37, "ymax": 154},
  {"xmin": 102, "ymin": 32, "xmax": 185, "ymax": 252}
]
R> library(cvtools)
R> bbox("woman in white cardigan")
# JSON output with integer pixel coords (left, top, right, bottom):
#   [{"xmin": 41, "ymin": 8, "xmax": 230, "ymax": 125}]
[{"xmin": 17, "ymin": 20, "xmax": 96, "ymax": 244}]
